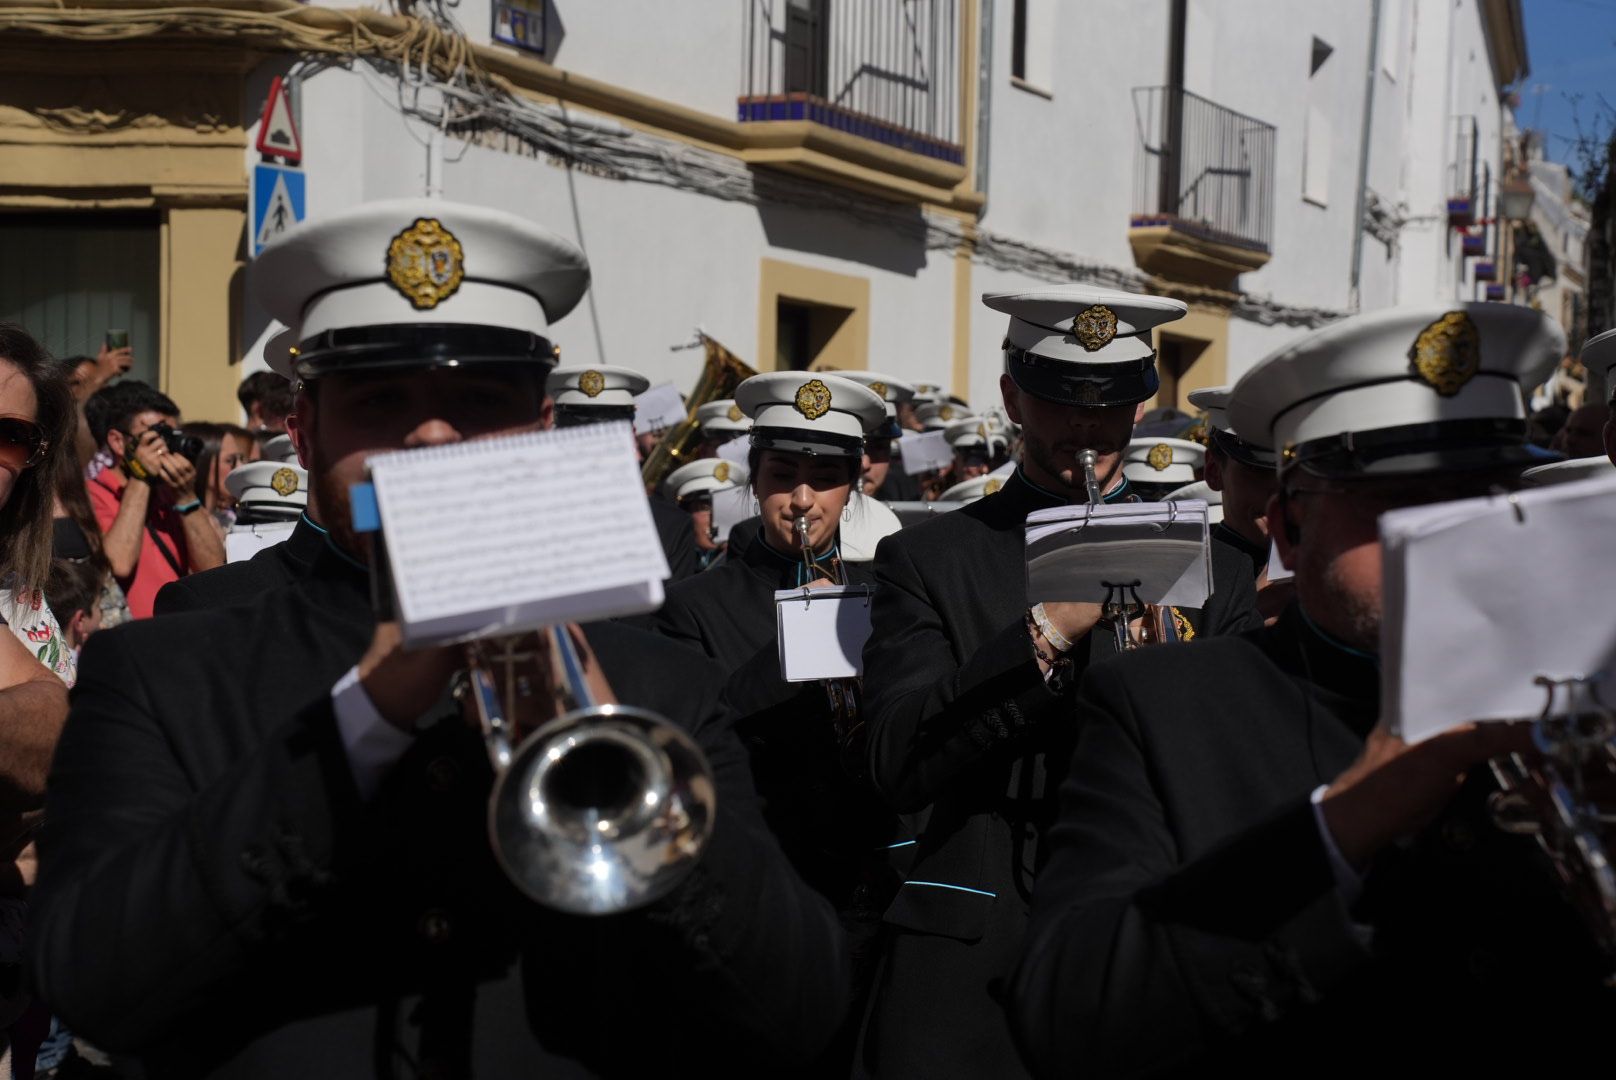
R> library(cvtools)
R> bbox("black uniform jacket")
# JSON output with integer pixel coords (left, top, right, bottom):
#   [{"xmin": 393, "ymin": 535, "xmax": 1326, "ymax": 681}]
[
  {"xmin": 1210, "ymin": 520, "xmax": 1267, "ymax": 581},
  {"xmin": 649, "ymin": 494, "xmax": 699, "ymax": 584},
  {"xmin": 654, "ymin": 532, "xmax": 894, "ymax": 909},
  {"xmin": 29, "ymin": 546, "xmax": 849, "ymax": 1078},
  {"xmin": 1011, "ymin": 605, "xmax": 1613, "ymax": 1077},
  {"xmin": 857, "ymin": 469, "xmax": 1259, "ymax": 1079},
  {"xmin": 153, "ymin": 515, "xmax": 326, "ymax": 615}
]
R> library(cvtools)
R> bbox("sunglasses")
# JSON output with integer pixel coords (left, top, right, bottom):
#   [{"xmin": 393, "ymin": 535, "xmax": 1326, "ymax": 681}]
[{"xmin": 0, "ymin": 416, "xmax": 46, "ymax": 472}]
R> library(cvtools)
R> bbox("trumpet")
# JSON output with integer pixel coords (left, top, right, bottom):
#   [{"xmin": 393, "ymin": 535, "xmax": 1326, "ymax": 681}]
[
  {"xmin": 794, "ymin": 516, "xmax": 866, "ymax": 775},
  {"xmin": 1487, "ymin": 676, "xmax": 1616, "ymax": 960},
  {"xmin": 1078, "ymin": 449, "xmax": 1182, "ymax": 651},
  {"xmin": 459, "ymin": 626, "xmax": 717, "ymax": 916}
]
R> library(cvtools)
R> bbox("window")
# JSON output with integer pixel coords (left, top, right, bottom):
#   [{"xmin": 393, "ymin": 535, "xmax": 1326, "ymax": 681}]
[
  {"xmin": 1011, "ymin": 0, "xmax": 1028, "ymax": 80},
  {"xmin": 1010, "ymin": 0, "xmax": 1054, "ymax": 93},
  {"xmin": 782, "ymin": 0, "xmax": 829, "ymax": 98},
  {"xmin": 757, "ymin": 258, "xmax": 869, "ymax": 373},
  {"xmin": 776, "ymin": 299, "xmax": 854, "ymax": 370},
  {"xmin": 1154, "ymin": 334, "xmax": 1208, "ymax": 411},
  {"xmin": 1303, "ymin": 105, "xmax": 1331, "ymax": 206},
  {"xmin": 1303, "ymin": 37, "xmax": 1333, "ymax": 207},
  {"xmin": 0, "ymin": 212, "xmax": 160, "ymax": 384}
]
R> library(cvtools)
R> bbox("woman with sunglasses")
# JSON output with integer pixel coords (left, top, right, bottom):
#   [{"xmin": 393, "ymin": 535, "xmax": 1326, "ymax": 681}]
[{"xmin": 0, "ymin": 324, "xmax": 80, "ymax": 1078}]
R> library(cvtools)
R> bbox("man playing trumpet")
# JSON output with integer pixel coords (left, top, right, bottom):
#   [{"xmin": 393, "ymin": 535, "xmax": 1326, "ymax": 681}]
[{"xmin": 29, "ymin": 200, "xmax": 850, "ymax": 1078}]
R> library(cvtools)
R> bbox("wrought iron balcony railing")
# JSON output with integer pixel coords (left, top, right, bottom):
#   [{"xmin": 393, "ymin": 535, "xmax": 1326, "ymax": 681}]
[
  {"xmin": 1130, "ymin": 86, "xmax": 1276, "ymax": 254},
  {"xmin": 740, "ymin": 0, "xmax": 963, "ymax": 165}
]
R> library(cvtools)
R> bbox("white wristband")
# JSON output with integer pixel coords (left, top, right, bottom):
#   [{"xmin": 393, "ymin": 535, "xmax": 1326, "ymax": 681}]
[{"xmin": 1029, "ymin": 603, "xmax": 1074, "ymax": 654}]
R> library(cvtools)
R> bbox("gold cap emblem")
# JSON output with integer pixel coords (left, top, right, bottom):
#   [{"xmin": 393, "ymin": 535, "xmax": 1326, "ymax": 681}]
[
  {"xmin": 977, "ymin": 422, "xmax": 988, "ymax": 438},
  {"xmin": 794, "ymin": 378, "xmax": 833, "ymax": 421},
  {"xmin": 1076, "ymin": 381, "xmax": 1104, "ymax": 406},
  {"xmin": 869, "ymin": 380, "xmax": 888, "ymax": 399},
  {"xmin": 1072, "ymin": 304, "xmax": 1119, "ymax": 352},
  {"xmin": 984, "ymin": 477, "xmax": 1003, "ymax": 495},
  {"xmin": 940, "ymin": 405, "xmax": 955, "ymax": 421},
  {"xmin": 386, "ymin": 218, "xmax": 465, "ymax": 310},
  {"xmin": 578, "ymin": 369, "xmax": 606, "ymax": 398},
  {"xmin": 712, "ymin": 461, "xmax": 730, "ymax": 484},
  {"xmin": 1147, "ymin": 443, "xmax": 1174, "ymax": 471},
  {"xmin": 1408, "ymin": 311, "xmax": 1481, "ymax": 396},
  {"xmin": 726, "ymin": 402, "xmax": 744, "ymax": 422},
  {"xmin": 270, "ymin": 466, "xmax": 300, "ymax": 497}
]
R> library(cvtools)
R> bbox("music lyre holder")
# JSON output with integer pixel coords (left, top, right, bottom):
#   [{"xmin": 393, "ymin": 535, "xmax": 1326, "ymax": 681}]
[
  {"xmin": 1100, "ymin": 579, "xmax": 1146, "ymax": 653},
  {"xmin": 1488, "ymin": 673, "xmax": 1616, "ymax": 960}
]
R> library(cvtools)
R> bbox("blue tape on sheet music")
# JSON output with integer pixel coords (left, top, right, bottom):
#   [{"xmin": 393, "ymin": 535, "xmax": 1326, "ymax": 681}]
[{"xmin": 349, "ymin": 482, "xmax": 380, "ymax": 533}]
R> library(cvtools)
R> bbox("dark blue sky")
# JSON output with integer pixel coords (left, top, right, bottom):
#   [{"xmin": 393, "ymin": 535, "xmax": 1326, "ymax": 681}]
[{"xmin": 1520, "ymin": 0, "xmax": 1616, "ymax": 172}]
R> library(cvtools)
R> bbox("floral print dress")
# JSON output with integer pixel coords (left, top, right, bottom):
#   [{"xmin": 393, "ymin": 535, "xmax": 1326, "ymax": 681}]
[{"xmin": 0, "ymin": 581, "xmax": 75, "ymax": 687}]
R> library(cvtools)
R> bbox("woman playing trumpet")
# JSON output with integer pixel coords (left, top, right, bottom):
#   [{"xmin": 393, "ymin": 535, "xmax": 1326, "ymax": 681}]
[{"xmin": 654, "ymin": 372, "xmax": 900, "ymax": 1057}]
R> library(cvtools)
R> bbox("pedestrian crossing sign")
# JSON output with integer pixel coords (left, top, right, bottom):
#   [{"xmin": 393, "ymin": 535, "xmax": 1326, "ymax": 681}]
[{"xmin": 252, "ymin": 163, "xmax": 306, "ymax": 255}]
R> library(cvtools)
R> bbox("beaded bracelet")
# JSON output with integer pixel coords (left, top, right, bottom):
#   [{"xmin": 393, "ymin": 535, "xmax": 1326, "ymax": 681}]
[{"xmin": 1025, "ymin": 610, "xmax": 1073, "ymax": 671}]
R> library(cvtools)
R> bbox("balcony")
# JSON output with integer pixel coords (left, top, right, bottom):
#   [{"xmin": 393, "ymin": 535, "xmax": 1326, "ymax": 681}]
[
  {"xmin": 738, "ymin": 0, "xmax": 970, "ymax": 205},
  {"xmin": 1128, "ymin": 86, "xmax": 1276, "ymax": 289}
]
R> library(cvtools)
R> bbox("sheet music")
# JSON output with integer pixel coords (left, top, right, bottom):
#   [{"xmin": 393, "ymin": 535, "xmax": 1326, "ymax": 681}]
[
  {"xmin": 633, "ymin": 382, "xmax": 687, "ymax": 433},
  {"xmin": 775, "ymin": 585, "xmax": 875, "ymax": 681},
  {"xmin": 225, "ymin": 521, "xmax": 296, "ymax": 563},
  {"xmin": 711, "ymin": 484, "xmax": 757, "ymax": 545},
  {"xmin": 1381, "ymin": 472, "xmax": 1616, "ymax": 742},
  {"xmin": 1024, "ymin": 500, "xmax": 1211, "ymax": 607},
  {"xmin": 367, "ymin": 422, "xmax": 670, "ymax": 645},
  {"xmin": 899, "ymin": 430, "xmax": 954, "ymax": 475}
]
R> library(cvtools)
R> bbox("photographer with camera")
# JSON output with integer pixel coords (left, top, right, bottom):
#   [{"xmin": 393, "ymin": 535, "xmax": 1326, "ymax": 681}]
[{"xmin": 87, "ymin": 382, "xmax": 224, "ymax": 618}]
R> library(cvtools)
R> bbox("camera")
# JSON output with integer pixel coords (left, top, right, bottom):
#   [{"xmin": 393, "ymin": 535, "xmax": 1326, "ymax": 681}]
[{"xmin": 150, "ymin": 422, "xmax": 204, "ymax": 463}]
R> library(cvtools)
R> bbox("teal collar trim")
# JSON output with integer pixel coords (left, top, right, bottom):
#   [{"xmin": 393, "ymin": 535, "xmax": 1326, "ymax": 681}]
[
  {"xmin": 1016, "ymin": 466, "xmax": 1132, "ymax": 505},
  {"xmin": 1298, "ymin": 606, "xmax": 1380, "ymax": 667}
]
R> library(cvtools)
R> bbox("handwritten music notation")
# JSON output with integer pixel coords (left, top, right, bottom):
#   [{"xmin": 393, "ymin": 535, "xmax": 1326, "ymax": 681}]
[{"xmin": 367, "ymin": 422, "xmax": 670, "ymax": 639}]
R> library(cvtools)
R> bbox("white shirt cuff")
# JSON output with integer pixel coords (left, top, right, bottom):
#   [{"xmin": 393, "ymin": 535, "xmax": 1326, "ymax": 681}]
[
  {"xmin": 1310, "ymin": 783, "xmax": 1363, "ymax": 906},
  {"xmin": 332, "ymin": 665, "xmax": 417, "ymax": 800}
]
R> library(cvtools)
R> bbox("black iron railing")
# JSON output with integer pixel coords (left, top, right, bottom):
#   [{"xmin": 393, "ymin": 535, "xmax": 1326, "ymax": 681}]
[
  {"xmin": 740, "ymin": 0, "xmax": 962, "ymax": 164},
  {"xmin": 1131, "ymin": 86, "xmax": 1276, "ymax": 254}
]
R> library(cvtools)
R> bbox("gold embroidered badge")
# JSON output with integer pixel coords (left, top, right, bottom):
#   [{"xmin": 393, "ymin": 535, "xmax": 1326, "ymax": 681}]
[
  {"xmin": 1170, "ymin": 606, "xmax": 1195, "ymax": 642},
  {"xmin": 794, "ymin": 378, "xmax": 833, "ymax": 421},
  {"xmin": 578, "ymin": 369, "xmax": 606, "ymax": 398},
  {"xmin": 712, "ymin": 461, "xmax": 730, "ymax": 484},
  {"xmin": 940, "ymin": 405, "xmax": 955, "ymax": 421},
  {"xmin": 726, "ymin": 402, "xmax": 744, "ymax": 422},
  {"xmin": 1147, "ymin": 443, "xmax": 1174, "ymax": 471},
  {"xmin": 868, "ymin": 380, "xmax": 887, "ymax": 399},
  {"xmin": 1073, "ymin": 304, "xmax": 1119, "ymax": 352},
  {"xmin": 1408, "ymin": 311, "xmax": 1480, "ymax": 396},
  {"xmin": 270, "ymin": 467, "xmax": 300, "ymax": 497},
  {"xmin": 984, "ymin": 477, "xmax": 1003, "ymax": 495},
  {"xmin": 386, "ymin": 218, "xmax": 465, "ymax": 310}
]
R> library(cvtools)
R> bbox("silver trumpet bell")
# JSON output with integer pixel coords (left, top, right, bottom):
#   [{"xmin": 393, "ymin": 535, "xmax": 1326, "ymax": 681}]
[{"xmin": 460, "ymin": 628, "xmax": 717, "ymax": 916}]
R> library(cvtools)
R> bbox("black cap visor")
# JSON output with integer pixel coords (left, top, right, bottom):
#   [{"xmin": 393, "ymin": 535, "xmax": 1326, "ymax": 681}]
[
  {"xmin": 294, "ymin": 324, "xmax": 557, "ymax": 380},
  {"xmin": 1005, "ymin": 344, "xmax": 1158, "ymax": 408},
  {"xmin": 555, "ymin": 403, "xmax": 638, "ymax": 427},
  {"xmin": 1209, "ymin": 426, "xmax": 1279, "ymax": 469},
  {"xmin": 1285, "ymin": 418, "xmax": 1563, "ymax": 478},
  {"xmin": 750, "ymin": 426, "xmax": 864, "ymax": 459}
]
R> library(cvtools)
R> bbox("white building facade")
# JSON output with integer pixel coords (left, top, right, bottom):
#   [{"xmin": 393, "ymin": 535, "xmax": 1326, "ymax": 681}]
[{"xmin": 0, "ymin": 0, "xmax": 1532, "ymax": 421}]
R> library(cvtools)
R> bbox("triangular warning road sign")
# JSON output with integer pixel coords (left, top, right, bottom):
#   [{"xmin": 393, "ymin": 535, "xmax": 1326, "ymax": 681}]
[
  {"xmin": 255, "ymin": 76, "xmax": 302, "ymax": 163},
  {"xmin": 256, "ymin": 172, "xmax": 298, "ymax": 250}
]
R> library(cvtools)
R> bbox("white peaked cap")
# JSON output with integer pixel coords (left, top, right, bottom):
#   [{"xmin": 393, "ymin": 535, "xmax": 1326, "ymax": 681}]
[
  {"xmin": 547, "ymin": 365, "xmax": 651, "ymax": 410},
  {"xmin": 1230, "ymin": 303, "xmax": 1565, "ymax": 477},
  {"xmin": 1122, "ymin": 437, "xmax": 1205, "ymax": 485},
  {"xmin": 736, "ymin": 372, "xmax": 887, "ymax": 458}
]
